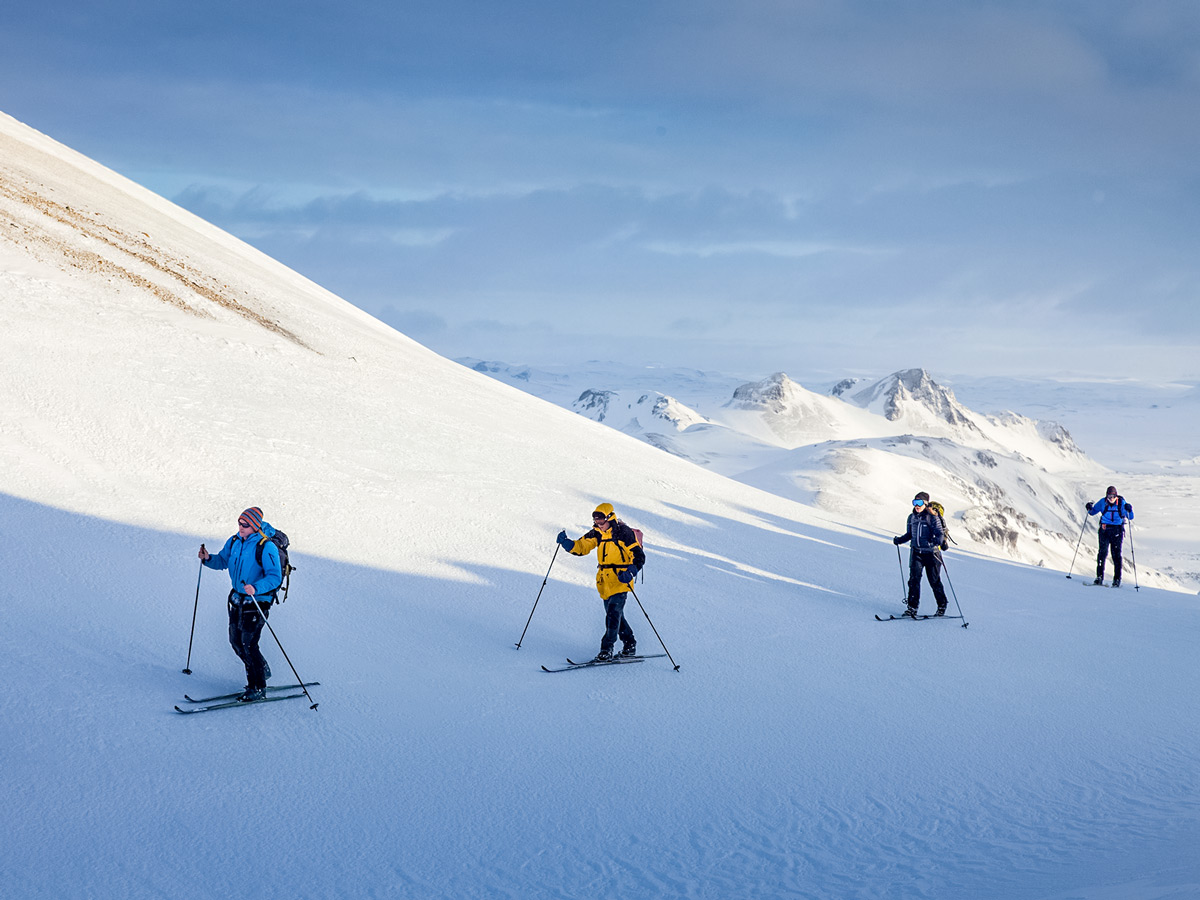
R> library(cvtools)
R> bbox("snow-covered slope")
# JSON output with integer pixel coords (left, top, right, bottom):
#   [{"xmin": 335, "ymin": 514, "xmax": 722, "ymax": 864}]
[{"xmin": 5, "ymin": 110, "xmax": 1200, "ymax": 900}]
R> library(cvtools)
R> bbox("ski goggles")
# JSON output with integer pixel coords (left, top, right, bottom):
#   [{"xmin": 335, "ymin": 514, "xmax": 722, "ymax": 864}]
[{"xmin": 912, "ymin": 499, "xmax": 926, "ymax": 508}]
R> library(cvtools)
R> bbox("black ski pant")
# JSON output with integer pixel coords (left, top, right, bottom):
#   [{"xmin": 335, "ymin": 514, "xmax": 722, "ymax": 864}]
[
  {"xmin": 228, "ymin": 593, "xmax": 271, "ymax": 690},
  {"xmin": 600, "ymin": 591, "xmax": 636, "ymax": 653},
  {"xmin": 1096, "ymin": 526, "xmax": 1124, "ymax": 581},
  {"xmin": 908, "ymin": 551, "xmax": 948, "ymax": 611}
]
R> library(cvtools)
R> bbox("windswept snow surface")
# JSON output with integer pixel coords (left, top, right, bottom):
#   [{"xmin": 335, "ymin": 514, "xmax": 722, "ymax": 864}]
[{"xmin": 4, "ymin": 110, "xmax": 1200, "ymax": 900}]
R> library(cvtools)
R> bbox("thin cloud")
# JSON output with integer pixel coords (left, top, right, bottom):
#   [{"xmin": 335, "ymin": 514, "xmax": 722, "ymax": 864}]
[{"xmin": 644, "ymin": 239, "xmax": 892, "ymax": 259}]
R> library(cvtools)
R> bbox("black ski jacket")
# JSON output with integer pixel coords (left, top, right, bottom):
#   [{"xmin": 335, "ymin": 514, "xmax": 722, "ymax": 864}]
[{"xmin": 895, "ymin": 511, "xmax": 945, "ymax": 554}]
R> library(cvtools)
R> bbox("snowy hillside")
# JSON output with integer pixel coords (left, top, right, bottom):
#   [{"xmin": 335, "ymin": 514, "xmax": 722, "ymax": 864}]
[{"xmin": 4, "ymin": 109, "xmax": 1200, "ymax": 900}]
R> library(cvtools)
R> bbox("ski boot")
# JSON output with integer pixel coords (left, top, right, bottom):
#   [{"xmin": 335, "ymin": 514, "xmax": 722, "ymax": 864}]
[
  {"xmin": 618, "ymin": 641, "xmax": 637, "ymax": 658},
  {"xmin": 592, "ymin": 648, "xmax": 614, "ymax": 662}
]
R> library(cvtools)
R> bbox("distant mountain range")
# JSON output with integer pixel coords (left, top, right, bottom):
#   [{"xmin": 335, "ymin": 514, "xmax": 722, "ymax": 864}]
[{"xmin": 460, "ymin": 359, "xmax": 1144, "ymax": 578}]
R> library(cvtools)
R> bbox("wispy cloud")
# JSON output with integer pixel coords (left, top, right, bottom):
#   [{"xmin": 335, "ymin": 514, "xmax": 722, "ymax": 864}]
[{"xmin": 644, "ymin": 240, "xmax": 890, "ymax": 259}]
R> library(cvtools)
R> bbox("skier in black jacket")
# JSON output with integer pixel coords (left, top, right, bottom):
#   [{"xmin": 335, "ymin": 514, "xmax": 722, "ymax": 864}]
[{"xmin": 893, "ymin": 492, "xmax": 949, "ymax": 617}]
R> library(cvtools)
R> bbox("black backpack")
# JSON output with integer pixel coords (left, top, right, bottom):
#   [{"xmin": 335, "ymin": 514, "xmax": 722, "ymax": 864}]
[
  {"xmin": 255, "ymin": 530, "xmax": 294, "ymax": 602},
  {"xmin": 927, "ymin": 501, "xmax": 953, "ymax": 552}
]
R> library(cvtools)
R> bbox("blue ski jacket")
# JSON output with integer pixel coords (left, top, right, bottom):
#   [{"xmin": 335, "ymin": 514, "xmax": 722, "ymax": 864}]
[
  {"xmin": 1088, "ymin": 497, "xmax": 1133, "ymax": 529},
  {"xmin": 204, "ymin": 522, "xmax": 282, "ymax": 599}
]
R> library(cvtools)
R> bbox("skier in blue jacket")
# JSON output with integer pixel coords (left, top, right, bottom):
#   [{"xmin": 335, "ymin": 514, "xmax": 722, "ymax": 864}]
[
  {"xmin": 1086, "ymin": 486, "xmax": 1134, "ymax": 586},
  {"xmin": 198, "ymin": 506, "xmax": 282, "ymax": 701},
  {"xmin": 893, "ymin": 492, "xmax": 949, "ymax": 617}
]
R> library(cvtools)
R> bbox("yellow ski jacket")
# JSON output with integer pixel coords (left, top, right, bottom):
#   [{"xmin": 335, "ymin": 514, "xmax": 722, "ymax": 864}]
[{"xmin": 567, "ymin": 521, "xmax": 646, "ymax": 600}]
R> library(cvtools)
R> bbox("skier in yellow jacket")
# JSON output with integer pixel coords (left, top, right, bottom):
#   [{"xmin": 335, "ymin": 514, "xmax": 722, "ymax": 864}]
[{"xmin": 557, "ymin": 503, "xmax": 646, "ymax": 661}]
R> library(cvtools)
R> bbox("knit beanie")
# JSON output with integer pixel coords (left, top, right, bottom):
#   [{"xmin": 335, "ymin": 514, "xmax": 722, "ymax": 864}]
[
  {"xmin": 913, "ymin": 492, "xmax": 931, "ymax": 504},
  {"xmin": 240, "ymin": 507, "xmax": 264, "ymax": 532}
]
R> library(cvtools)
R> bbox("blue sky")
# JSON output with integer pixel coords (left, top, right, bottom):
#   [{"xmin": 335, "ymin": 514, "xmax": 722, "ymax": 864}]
[{"xmin": 4, "ymin": 1, "xmax": 1199, "ymax": 381}]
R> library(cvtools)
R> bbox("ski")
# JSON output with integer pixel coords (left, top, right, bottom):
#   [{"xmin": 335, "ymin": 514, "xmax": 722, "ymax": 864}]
[
  {"xmin": 182, "ymin": 681, "xmax": 321, "ymax": 704},
  {"xmin": 875, "ymin": 613, "xmax": 965, "ymax": 621},
  {"xmin": 174, "ymin": 692, "xmax": 307, "ymax": 714},
  {"xmin": 542, "ymin": 653, "xmax": 666, "ymax": 673},
  {"xmin": 568, "ymin": 657, "xmax": 672, "ymax": 672},
  {"xmin": 543, "ymin": 658, "xmax": 642, "ymax": 673}
]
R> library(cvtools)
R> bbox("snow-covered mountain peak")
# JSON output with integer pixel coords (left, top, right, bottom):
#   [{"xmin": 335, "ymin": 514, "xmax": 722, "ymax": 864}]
[
  {"xmin": 572, "ymin": 388, "xmax": 617, "ymax": 421},
  {"xmin": 830, "ymin": 377, "xmax": 865, "ymax": 398},
  {"xmin": 726, "ymin": 371, "xmax": 806, "ymax": 412},
  {"xmin": 645, "ymin": 393, "xmax": 709, "ymax": 431},
  {"xmin": 986, "ymin": 411, "xmax": 1086, "ymax": 461},
  {"xmin": 572, "ymin": 388, "xmax": 707, "ymax": 433},
  {"xmin": 721, "ymin": 371, "xmax": 869, "ymax": 448},
  {"xmin": 850, "ymin": 368, "xmax": 980, "ymax": 434}
]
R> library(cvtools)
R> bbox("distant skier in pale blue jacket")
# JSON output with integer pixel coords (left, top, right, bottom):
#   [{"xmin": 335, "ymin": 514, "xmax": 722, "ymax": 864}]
[
  {"xmin": 199, "ymin": 506, "xmax": 281, "ymax": 701},
  {"xmin": 1086, "ymin": 486, "xmax": 1134, "ymax": 586}
]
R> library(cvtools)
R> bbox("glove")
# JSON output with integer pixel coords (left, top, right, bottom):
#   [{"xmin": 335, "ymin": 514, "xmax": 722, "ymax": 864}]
[
  {"xmin": 556, "ymin": 530, "xmax": 573, "ymax": 551},
  {"xmin": 1085, "ymin": 502, "xmax": 1093, "ymax": 514},
  {"xmin": 617, "ymin": 566, "xmax": 638, "ymax": 584},
  {"xmin": 892, "ymin": 536, "xmax": 904, "ymax": 545},
  {"xmin": 1124, "ymin": 503, "xmax": 1132, "ymax": 515}
]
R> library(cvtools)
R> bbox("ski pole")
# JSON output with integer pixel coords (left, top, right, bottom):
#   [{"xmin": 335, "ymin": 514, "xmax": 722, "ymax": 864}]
[
  {"xmin": 1065, "ymin": 517, "xmax": 1088, "ymax": 579},
  {"xmin": 183, "ymin": 557, "xmax": 203, "ymax": 674},
  {"xmin": 896, "ymin": 544, "xmax": 908, "ymax": 602},
  {"xmin": 627, "ymin": 586, "xmax": 680, "ymax": 671},
  {"xmin": 1127, "ymin": 523, "xmax": 1139, "ymax": 592},
  {"xmin": 515, "ymin": 544, "xmax": 560, "ymax": 649},
  {"xmin": 936, "ymin": 556, "xmax": 969, "ymax": 628},
  {"xmin": 250, "ymin": 595, "xmax": 319, "ymax": 710}
]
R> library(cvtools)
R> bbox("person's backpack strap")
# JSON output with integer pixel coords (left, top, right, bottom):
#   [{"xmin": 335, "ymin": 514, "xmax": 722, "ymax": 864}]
[
  {"xmin": 631, "ymin": 527, "xmax": 645, "ymax": 581},
  {"xmin": 928, "ymin": 500, "xmax": 956, "ymax": 549},
  {"xmin": 610, "ymin": 521, "xmax": 646, "ymax": 581},
  {"xmin": 254, "ymin": 536, "xmax": 274, "ymax": 571},
  {"xmin": 1103, "ymin": 498, "xmax": 1126, "ymax": 524},
  {"xmin": 254, "ymin": 535, "xmax": 290, "ymax": 602}
]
